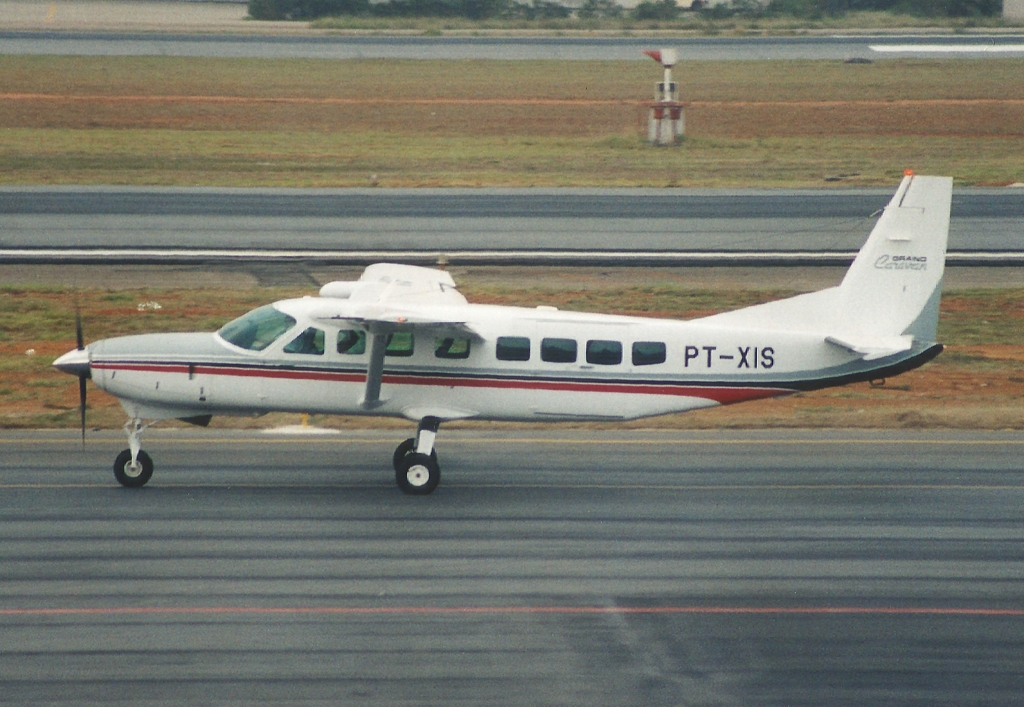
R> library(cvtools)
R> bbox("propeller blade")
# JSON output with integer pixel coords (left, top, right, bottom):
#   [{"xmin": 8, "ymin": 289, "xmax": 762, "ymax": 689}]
[
  {"xmin": 78, "ymin": 372, "xmax": 87, "ymax": 446},
  {"xmin": 75, "ymin": 310, "xmax": 86, "ymax": 446},
  {"xmin": 75, "ymin": 311, "xmax": 84, "ymax": 351}
]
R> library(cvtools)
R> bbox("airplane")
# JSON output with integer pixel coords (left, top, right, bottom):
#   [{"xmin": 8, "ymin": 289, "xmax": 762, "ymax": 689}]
[{"xmin": 54, "ymin": 173, "xmax": 952, "ymax": 495}]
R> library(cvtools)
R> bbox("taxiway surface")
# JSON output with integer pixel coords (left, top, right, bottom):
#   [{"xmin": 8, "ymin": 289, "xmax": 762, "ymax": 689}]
[
  {"xmin": 3, "ymin": 30, "xmax": 1024, "ymax": 60},
  {"xmin": 2, "ymin": 187, "xmax": 1022, "ymax": 264},
  {"xmin": 2, "ymin": 429, "xmax": 1022, "ymax": 704}
]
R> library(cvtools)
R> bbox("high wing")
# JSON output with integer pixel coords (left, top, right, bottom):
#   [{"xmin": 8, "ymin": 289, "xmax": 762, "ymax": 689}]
[{"xmin": 313, "ymin": 263, "xmax": 480, "ymax": 409}]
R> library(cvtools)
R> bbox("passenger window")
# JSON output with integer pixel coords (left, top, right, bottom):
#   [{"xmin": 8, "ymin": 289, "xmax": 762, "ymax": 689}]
[
  {"xmin": 386, "ymin": 332, "xmax": 414, "ymax": 357},
  {"xmin": 587, "ymin": 340, "xmax": 622, "ymax": 366},
  {"xmin": 496, "ymin": 336, "xmax": 531, "ymax": 362},
  {"xmin": 435, "ymin": 337, "xmax": 471, "ymax": 360},
  {"xmin": 283, "ymin": 327, "xmax": 325, "ymax": 355},
  {"xmin": 541, "ymin": 338, "xmax": 577, "ymax": 363},
  {"xmin": 337, "ymin": 329, "xmax": 366, "ymax": 355},
  {"xmin": 632, "ymin": 341, "xmax": 667, "ymax": 366}
]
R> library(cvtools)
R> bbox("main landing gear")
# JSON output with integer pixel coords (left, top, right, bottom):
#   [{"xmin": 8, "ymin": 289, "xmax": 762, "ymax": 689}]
[
  {"xmin": 113, "ymin": 418, "xmax": 155, "ymax": 488},
  {"xmin": 393, "ymin": 417, "xmax": 441, "ymax": 495}
]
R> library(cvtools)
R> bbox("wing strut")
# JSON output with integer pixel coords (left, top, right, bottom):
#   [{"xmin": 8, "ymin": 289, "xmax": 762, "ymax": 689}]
[{"xmin": 360, "ymin": 331, "xmax": 389, "ymax": 409}]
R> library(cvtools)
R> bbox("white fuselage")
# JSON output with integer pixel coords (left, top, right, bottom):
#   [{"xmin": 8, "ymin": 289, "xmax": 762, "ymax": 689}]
[{"xmin": 83, "ymin": 297, "xmax": 936, "ymax": 424}]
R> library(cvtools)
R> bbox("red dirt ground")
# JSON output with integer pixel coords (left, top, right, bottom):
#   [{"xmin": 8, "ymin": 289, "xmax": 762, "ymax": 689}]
[{"xmin": 1, "ymin": 94, "xmax": 1021, "ymax": 137}]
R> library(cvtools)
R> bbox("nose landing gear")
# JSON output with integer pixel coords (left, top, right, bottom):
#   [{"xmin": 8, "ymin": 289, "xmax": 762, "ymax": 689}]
[
  {"xmin": 113, "ymin": 448, "xmax": 153, "ymax": 487},
  {"xmin": 114, "ymin": 418, "xmax": 155, "ymax": 488}
]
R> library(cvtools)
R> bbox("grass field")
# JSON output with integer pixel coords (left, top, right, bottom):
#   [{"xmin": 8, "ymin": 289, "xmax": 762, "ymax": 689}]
[
  {"xmin": 4, "ymin": 281, "xmax": 1024, "ymax": 430},
  {"xmin": 1, "ymin": 56, "xmax": 1022, "ymax": 186}
]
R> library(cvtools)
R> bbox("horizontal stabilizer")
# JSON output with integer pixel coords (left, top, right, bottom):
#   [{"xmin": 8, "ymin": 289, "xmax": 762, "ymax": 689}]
[{"xmin": 825, "ymin": 334, "xmax": 913, "ymax": 361}]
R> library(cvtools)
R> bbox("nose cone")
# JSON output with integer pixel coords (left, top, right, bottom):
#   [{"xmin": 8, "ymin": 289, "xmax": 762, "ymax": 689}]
[{"xmin": 53, "ymin": 347, "xmax": 91, "ymax": 377}]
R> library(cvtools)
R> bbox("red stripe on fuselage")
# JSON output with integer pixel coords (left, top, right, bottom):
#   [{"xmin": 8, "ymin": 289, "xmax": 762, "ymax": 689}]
[
  {"xmin": 382, "ymin": 373, "xmax": 787, "ymax": 405},
  {"xmin": 93, "ymin": 362, "xmax": 790, "ymax": 405}
]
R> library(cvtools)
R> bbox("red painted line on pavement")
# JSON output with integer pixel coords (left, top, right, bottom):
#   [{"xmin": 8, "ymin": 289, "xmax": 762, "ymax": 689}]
[{"xmin": 1, "ymin": 606, "xmax": 1022, "ymax": 617}]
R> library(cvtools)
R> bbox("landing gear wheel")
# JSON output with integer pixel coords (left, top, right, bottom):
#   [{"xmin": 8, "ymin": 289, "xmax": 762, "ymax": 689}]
[
  {"xmin": 393, "ymin": 438, "xmax": 414, "ymax": 471},
  {"xmin": 113, "ymin": 448, "xmax": 153, "ymax": 488},
  {"xmin": 393, "ymin": 438, "xmax": 438, "ymax": 473},
  {"xmin": 395, "ymin": 452, "xmax": 440, "ymax": 495}
]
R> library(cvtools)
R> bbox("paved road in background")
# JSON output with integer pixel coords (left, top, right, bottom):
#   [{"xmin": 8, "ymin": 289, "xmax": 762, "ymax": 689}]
[
  {"xmin": 1, "ymin": 187, "xmax": 1021, "ymax": 263},
  {"xmin": 2, "ymin": 429, "xmax": 1022, "ymax": 705},
  {"xmin": 2, "ymin": 31, "xmax": 1024, "ymax": 60}
]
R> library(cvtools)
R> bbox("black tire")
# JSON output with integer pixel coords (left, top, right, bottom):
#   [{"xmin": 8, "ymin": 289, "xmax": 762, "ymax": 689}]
[
  {"xmin": 393, "ymin": 438, "xmax": 415, "ymax": 471},
  {"xmin": 395, "ymin": 452, "xmax": 440, "ymax": 495},
  {"xmin": 393, "ymin": 438, "xmax": 438, "ymax": 472},
  {"xmin": 113, "ymin": 448, "xmax": 153, "ymax": 488}
]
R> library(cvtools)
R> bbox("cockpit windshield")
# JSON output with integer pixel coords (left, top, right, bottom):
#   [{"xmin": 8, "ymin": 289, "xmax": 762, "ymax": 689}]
[{"xmin": 217, "ymin": 305, "xmax": 297, "ymax": 351}]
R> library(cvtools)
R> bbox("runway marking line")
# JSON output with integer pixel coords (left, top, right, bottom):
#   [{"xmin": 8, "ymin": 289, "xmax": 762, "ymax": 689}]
[{"xmin": 1, "ymin": 605, "xmax": 1023, "ymax": 618}]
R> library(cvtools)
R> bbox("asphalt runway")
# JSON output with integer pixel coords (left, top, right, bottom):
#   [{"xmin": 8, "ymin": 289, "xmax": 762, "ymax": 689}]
[
  {"xmin": 2, "ymin": 31, "xmax": 1024, "ymax": 60},
  {"xmin": 2, "ymin": 429, "xmax": 1023, "ymax": 705},
  {"xmin": 2, "ymin": 187, "xmax": 1022, "ymax": 262}
]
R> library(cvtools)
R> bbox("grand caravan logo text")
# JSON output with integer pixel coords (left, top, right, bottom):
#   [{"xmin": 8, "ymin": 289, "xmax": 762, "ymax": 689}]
[{"xmin": 874, "ymin": 254, "xmax": 928, "ymax": 271}]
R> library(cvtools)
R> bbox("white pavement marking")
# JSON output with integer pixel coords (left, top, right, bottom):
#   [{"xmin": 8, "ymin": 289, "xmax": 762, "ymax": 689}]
[
  {"xmin": 262, "ymin": 425, "xmax": 341, "ymax": 435},
  {"xmin": 871, "ymin": 44, "xmax": 1024, "ymax": 53}
]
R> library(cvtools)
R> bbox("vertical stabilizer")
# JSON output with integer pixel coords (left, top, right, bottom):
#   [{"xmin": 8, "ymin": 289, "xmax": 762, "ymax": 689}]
[
  {"xmin": 695, "ymin": 175, "xmax": 952, "ymax": 357},
  {"xmin": 834, "ymin": 174, "xmax": 952, "ymax": 343}
]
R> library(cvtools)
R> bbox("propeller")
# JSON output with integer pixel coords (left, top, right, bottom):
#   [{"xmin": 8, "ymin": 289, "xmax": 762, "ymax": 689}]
[
  {"xmin": 53, "ymin": 308, "xmax": 92, "ymax": 446},
  {"xmin": 75, "ymin": 311, "xmax": 87, "ymax": 446}
]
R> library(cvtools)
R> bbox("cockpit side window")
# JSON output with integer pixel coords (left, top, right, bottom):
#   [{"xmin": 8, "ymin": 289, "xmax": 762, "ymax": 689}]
[
  {"xmin": 284, "ymin": 327, "xmax": 325, "ymax": 356},
  {"xmin": 217, "ymin": 305, "xmax": 297, "ymax": 352},
  {"xmin": 337, "ymin": 329, "xmax": 367, "ymax": 355}
]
